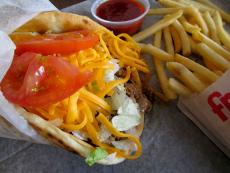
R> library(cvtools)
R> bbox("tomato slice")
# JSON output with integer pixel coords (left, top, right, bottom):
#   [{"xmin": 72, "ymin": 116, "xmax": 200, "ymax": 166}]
[
  {"xmin": 13, "ymin": 30, "xmax": 99, "ymax": 55},
  {"xmin": 1, "ymin": 52, "xmax": 92, "ymax": 107}
]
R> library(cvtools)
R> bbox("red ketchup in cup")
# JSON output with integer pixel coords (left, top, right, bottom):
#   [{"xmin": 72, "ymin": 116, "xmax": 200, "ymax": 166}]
[{"xmin": 91, "ymin": 0, "xmax": 150, "ymax": 35}]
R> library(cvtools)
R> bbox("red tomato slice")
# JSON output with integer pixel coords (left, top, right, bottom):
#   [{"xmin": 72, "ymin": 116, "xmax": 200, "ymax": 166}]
[
  {"xmin": 13, "ymin": 30, "xmax": 99, "ymax": 55},
  {"xmin": 1, "ymin": 52, "xmax": 92, "ymax": 107}
]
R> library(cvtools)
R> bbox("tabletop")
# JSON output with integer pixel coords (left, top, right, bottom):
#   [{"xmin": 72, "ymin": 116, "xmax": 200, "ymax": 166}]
[
  {"xmin": 0, "ymin": 0, "xmax": 230, "ymax": 173},
  {"xmin": 49, "ymin": 0, "xmax": 85, "ymax": 9}
]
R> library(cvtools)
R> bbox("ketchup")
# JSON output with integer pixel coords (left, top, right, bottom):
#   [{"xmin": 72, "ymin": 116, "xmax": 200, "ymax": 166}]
[
  {"xmin": 96, "ymin": 0, "xmax": 145, "ymax": 22},
  {"xmin": 96, "ymin": 0, "xmax": 146, "ymax": 35}
]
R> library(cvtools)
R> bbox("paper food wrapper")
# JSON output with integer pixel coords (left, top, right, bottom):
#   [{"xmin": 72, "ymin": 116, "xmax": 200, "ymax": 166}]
[
  {"xmin": 0, "ymin": 0, "xmax": 57, "ymax": 143},
  {"xmin": 178, "ymin": 70, "xmax": 230, "ymax": 157}
]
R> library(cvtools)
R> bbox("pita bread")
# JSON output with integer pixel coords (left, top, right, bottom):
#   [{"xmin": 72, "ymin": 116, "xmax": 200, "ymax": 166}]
[{"xmin": 9, "ymin": 11, "xmax": 145, "ymax": 165}]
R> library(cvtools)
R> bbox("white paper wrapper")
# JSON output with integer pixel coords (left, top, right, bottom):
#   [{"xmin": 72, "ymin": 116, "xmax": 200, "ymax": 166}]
[
  {"xmin": 0, "ymin": 0, "xmax": 57, "ymax": 142},
  {"xmin": 0, "ymin": 0, "xmax": 57, "ymax": 34},
  {"xmin": 178, "ymin": 70, "xmax": 230, "ymax": 157}
]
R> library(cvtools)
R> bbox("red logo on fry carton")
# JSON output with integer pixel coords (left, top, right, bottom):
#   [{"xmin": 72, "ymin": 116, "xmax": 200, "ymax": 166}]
[{"xmin": 208, "ymin": 91, "xmax": 230, "ymax": 122}]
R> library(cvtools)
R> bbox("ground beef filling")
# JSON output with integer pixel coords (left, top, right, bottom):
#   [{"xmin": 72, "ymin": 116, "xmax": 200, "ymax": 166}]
[{"xmin": 116, "ymin": 68, "xmax": 152, "ymax": 113}]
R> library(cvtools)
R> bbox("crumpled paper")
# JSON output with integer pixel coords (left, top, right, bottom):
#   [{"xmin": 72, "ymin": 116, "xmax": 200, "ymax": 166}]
[{"xmin": 0, "ymin": 0, "xmax": 57, "ymax": 142}]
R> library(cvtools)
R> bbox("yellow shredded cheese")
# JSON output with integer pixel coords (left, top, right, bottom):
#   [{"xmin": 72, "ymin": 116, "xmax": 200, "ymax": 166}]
[
  {"xmin": 31, "ymin": 29, "xmax": 150, "ymax": 160},
  {"xmin": 65, "ymin": 92, "xmax": 79, "ymax": 124},
  {"xmin": 61, "ymin": 111, "xmax": 87, "ymax": 132},
  {"xmin": 131, "ymin": 67, "xmax": 142, "ymax": 88},
  {"xmin": 79, "ymin": 88, "xmax": 112, "ymax": 113},
  {"xmin": 96, "ymin": 113, "xmax": 142, "ymax": 159},
  {"xmin": 96, "ymin": 67, "xmax": 131, "ymax": 98}
]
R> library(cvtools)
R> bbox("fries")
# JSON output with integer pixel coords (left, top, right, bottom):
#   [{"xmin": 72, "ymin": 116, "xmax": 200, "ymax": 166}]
[
  {"xmin": 183, "ymin": 6, "xmax": 209, "ymax": 35},
  {"xmin": 193, "ymin": 72, "xmax": 211, "ymax": 86},
  {"xmin": 203, "ymin": 58, "xmax": 220, "ymax": 72},
  {"xmin": 148, "ymin": 8, "xmax": 180, "ymax": 15},
  {"xmin": 167, "ymin": 62, "xmax": 206, "ymax": 92},
  {"xmin": 139, "ymin": 43, "xmax": 174, "ymax": 61},
  {"xmin": 173, "ymin": 0, "xmax": 215, "ymax": 13},
  {"xmin": 194, "ymin": 42, "xmax": 230, "ymax": 71},
  {"xmin": 154, "ymin": 30, "xmax": 162, "ymax": 50},
  {"xmin": 133, "ymin": 10, "xmax": 183, "ymax": 42},
  {"xmin": 170, "ymin": 26, "xmax": 182, "ymax": 53},
  {"xmin": 213, "ymin": 11, "xmax": 230, "ymax": 51},
  {"xmin": 174, "ymin": 54, "xmax": 219, "ymax": 83},
  {"xmin": 178, "ymin": 16, "xmax": 201, "ymax": 34},
  {"xmin": 158, "ymin": 0, "xmax": 186, "ymax": 8},
  {"xmin": 203, "ymin": 11, "xmax": 220, "ymax": 44},
  {"xmin": 153, "ymin": 30, "xmax": 177, "ymax": 99},
  {"xmin": 134, "ymin": 0, "xmax": 230, "ymax": 98},
  {"xmin": 169, "ymin": 78, "xmax": 192, "ymax": 96},
  {"xmin": 192, "ymin": 31, "xmax": 230, "ymax": 62},
  {"xmin": 163, "ymin": 26, "xmax": 174, "ymax": 55},
  {"xmin": 172, "ymin": 20, "xmax": 191, "ymax": 56},
  {"xmin": 196, "ymin": 0, "xmax": 230, "ymax": 23}
]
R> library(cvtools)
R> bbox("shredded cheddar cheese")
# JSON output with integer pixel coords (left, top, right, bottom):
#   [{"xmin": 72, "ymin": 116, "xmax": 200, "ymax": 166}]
[
  {"xmin": 97, "ymin": 113, "xmax": 142, "ymax": 159},
  {"xmin": 96, "ymin": 67, "xmax": 131, "ymax": 98},
  {"xmin": 31, "ymin": 29, "xmax": 150, "ymax": 160}
]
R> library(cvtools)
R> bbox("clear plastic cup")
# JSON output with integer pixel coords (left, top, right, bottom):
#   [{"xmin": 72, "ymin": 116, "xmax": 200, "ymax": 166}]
[{"xmin": 91, "ymin": 0, "xmax": 150, "ymax": 35}]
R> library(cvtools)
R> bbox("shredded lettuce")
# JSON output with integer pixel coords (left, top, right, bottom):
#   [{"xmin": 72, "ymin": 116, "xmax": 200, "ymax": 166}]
[
  {"xmin": 109, "ymin": 85, "xmax": 127, "ymax": 110},
  {"xmin": 117, "ymin": 97, "xmax": 140, "ymax": 116},
  {"xmin": 104, "ymin": 59, "xmax": 141, "ymax": 132},
  {"xmin": 111, "ymin": 140, "xmax": 135, "ymax": 151},
  {"xmin": 104, "ymin": 59, "xmax": 120, "ymax": 82},
  {"xmin": 108, "ymin": 85, "xmax": 141, "ymax": 131},
  {"xmin": 99, "ymin": 124, "xmax": 111, "ymax": 142},
  {"xmin": 112, "ymin": 115, "xmax": 141, "ymax": 131},
  {"xmin": 85, "ymin": 147, "xmax": 108, "ymax": 166},
  {"xmin": 72, "ymin": 130, "xmax": 88, "ymax": 141}
]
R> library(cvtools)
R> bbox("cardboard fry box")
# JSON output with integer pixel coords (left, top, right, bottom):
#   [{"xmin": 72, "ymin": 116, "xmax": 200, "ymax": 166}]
[{"xmin": 178, "ymin": 70, "xmax": 230, "ymax": 157}]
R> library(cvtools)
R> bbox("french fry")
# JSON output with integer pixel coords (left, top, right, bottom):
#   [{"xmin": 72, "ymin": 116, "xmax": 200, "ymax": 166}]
[
  {"xmin": 173, "ymin": 0, "xmax": 215, "ymax": 14},
  {"xmin": 193, "ymin": 72, "xmax": 212, "ymax": 86},
  {"xmin": 213, "ymin": 11, "xmax": 230, "ymax": 51},
  {"xmin": 133, "ymin": 10, "xmax": 183, "ymax": 42},
  {"xmin": 160, "ymin": 0, "xmax": 223, "ymax": 22},
  {"xmin": 178, "ymin": 16, "xmax": 201, "ymax": 34},
  {"xmin": 203, "ymin": 11, "xmax": 220, "ymax": 44},
  {"xmin": 174, "ymin": 54, "xmax": 219, "ymax": 83},
  {"xmin": 183, "ymin": 6, "xmax": 209, "ymax": 35},
  {"xmin": 202, "ymin": 59, "xmax": 224, "ymax": 76},
  {"xmin": 194, "ymin": 42, "xmax": 230, "ymax": 71},
  {"xmin": 166, "ymin": 62, "xmax": 206, "ymax": 92},
  {"xmin": 153, "ymin": 30, "xmax": 177, "ymax": 99},
  {"xmin": 192, "ymin": 31, "xmax": 230, "ymax": 62},
  {"xmin": 175, "ymin": 0, "xmax": 230, "ymax": 23},
  {"xmin": 139, "ymin": 43, "xmax": 174, "ymax": 61},
  {"xmin": 169, "ymin": 78, "xmax": 192, "ymax": 96},
  {"xmin": 172, "ymin": 20, "xmax": 191, "ymax": 56},
  {"xmin": 148, "ymin": 8, "xmax": 180, "ymax": 15},
  {"xmin": 163, "ymin": 26, "xmax": 175, "ymax": 55},
  {"xmin": 213, "ymin": 70, "xmax": 224, "ymax": 76},
  {"xmin": 187, "ymin": 17, "xmax": 197, "ymax": 25},
  {"xmin": 158, "ymin": 0, "xmax": 186, "ymax": 8},
  {"xmin": 189, "ymin": 37, "xmax": 198, "ymax": 53},
  {"xmin": 170, "ymin": 26, "xmax": 182, "ymax": 53},
  {"xmin": 203, "ymin": 58, "xmax": 221, "ymax": 72},
  {"xmin": 196, "ymin": 0, "xmax": 230, "ymax": 23},
  {"xmin": 154, "ymin": 30, "xmax": 163, "ymax": 49}
]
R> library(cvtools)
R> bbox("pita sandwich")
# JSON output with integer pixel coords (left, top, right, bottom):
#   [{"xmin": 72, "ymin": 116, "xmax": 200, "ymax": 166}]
[{"xmin": 1, "ymin": 11, "xmax": 152, "ymax": 165}]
